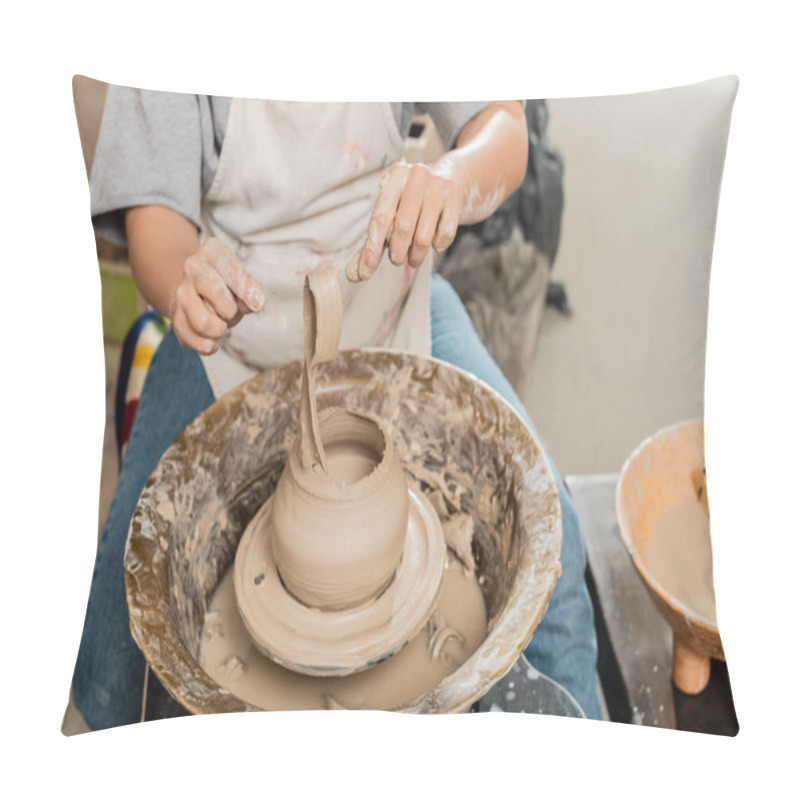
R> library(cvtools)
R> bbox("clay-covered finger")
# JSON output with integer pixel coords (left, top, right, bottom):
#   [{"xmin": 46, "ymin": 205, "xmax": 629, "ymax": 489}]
[
  {"xmin": 171, "ymin": 306, "xmax": 220, "ymax": 355},
  {"xmin": 226, "ymin": 297, "xmax": 248, "ymax": 329},
  {"xmin": 203, "ymin": 237, "xmax": 266, "ymax": 311},
  {"xmin": 408, "ymin": 183, "xmax": 446, "ymax": 268},
  {"xmin": 194, "ymin": 263, "xmax": 240, "ymax": 321},
  {"xmin": 358, "ymin": 165, "xmax": 409, "ymax": 280},
  {"xmin": 432, "ymin": 191, "xmax": 461, "ymax": 253},
  {"xmin": 389, "ymin": 166, "xmax": 428, "ymax": 266},
  {"xmin": 182, "ymin": 286, "xmax": 229, "ymax": 341},
  {"xmin": 345, "ymin": 249, "xmax": 363, "ymax": 282}
]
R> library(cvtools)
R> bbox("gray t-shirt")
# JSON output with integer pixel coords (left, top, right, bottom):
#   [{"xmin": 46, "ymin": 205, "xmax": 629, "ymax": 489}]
[{"xmin": 90, "ymin": 87, "xmax": 492, "ymax": 245}]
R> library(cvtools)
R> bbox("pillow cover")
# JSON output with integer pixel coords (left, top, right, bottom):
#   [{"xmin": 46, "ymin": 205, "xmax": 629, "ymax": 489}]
[{"xmin": 63, "ymin": 76, "xmax": 737, "ymax": 736}]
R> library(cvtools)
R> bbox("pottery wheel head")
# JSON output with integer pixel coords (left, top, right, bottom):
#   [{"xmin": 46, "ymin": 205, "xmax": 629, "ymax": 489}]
[{"xmin": 233, "ymin": 480, "xmax": 447, "ymax": 676}]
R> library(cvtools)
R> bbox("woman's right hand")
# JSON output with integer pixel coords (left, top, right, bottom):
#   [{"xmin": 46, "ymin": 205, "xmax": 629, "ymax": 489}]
[
  {"xmin": 126, "ymin": 207, "xmax": 267, "ymax": 356},
  {"xmin": 168, "ymin": 237, "xmax": 266, "ymax": 355}
]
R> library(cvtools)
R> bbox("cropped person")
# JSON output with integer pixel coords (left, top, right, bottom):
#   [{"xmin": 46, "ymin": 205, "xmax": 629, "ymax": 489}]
[{"xmin": 71, "ymin": 90, "xmax": 601, "ymax": 728}]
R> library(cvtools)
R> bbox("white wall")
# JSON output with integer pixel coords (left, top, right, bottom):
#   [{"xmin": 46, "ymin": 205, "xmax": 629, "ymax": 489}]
[{"xmin": 521, "ymin": 77, "xmax": 738, "ymax": 475}]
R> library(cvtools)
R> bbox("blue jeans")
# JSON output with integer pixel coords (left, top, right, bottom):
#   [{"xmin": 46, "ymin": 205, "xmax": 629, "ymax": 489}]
[
  {"xmin": 72, "ymin": 273, "xmax": 600, "ymax": 729},
  {"xmin": 430, "ymin": 275, "xmax": 600, "ymax": 720}
]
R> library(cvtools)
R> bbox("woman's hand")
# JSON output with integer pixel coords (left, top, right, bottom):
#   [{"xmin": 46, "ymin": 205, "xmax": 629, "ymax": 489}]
[
  {"xmin": 346, "ymin": 100, "xmax": 528, "ymax": 283},
  {"xmin": 126, "ymin": 207, "xmax": 265, "ymax": 356},
  {"xmin": 168, "ymin": 237, "xmax": 265, "ymax": 355},
  {"xmin": 345, "ymin": 162, "xmax": 463, "ymax": 282}
]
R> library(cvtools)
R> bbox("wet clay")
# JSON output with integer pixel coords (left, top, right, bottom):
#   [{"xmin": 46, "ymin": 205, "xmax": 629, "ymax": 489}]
[
  {"xmin": 299, "ymin": 266, "xmax": 342, "ymax": 471},
  {"xmin": 264, "ymin": 407, "xmax": 412, "ymax": 615},
  {"xmin": 202, "ymin": 549, "xmax": 486, "ymax": 710},
  {"xmin": 234, "ymin": 474, "xmax": 446, "ymax": 676},
  {"xmin": 645, "ymin": 497, "xmax": 716, "ymax": 623},
  {"xmin": 324, "ymin": 442, "xmax": 378, "ymax": 485},
  {"xmin": 126, "ymin": 346, "xmax": 564, "ymax": 715},
  {"xmin": 233, "ymin": 266, "xmax": 451, "ymax": 676},
  {"xmin": 250, "ymin": 267, "xmax": 415, "ymax": 617}
]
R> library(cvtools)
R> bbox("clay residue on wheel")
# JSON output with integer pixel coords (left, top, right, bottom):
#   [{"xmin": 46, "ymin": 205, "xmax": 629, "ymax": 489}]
[{"xmin": 125, "ymin": 349, "xmax": 561, "ymax": 715}]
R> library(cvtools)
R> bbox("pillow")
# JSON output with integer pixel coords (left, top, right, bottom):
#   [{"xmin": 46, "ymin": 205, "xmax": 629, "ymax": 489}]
[{"xmin": 63, "ymin": 76, "xmax": 737, "ymax": 736}]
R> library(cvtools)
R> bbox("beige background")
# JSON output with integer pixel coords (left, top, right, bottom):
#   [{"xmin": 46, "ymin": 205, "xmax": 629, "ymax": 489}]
[{"xmin": 520, "ymin": 77, "xmax": 737, "ymax": 475}]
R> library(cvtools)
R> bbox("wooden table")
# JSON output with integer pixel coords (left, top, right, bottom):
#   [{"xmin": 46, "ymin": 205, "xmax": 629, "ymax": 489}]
[{"xmin": 566, "ymin": 473, "xmax": 738, "ymax": 735}]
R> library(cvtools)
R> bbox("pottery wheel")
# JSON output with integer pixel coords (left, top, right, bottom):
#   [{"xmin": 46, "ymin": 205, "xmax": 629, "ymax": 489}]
[{"xmin": 233, "ymin": 480, "xmax": 447, "ymax": 676}]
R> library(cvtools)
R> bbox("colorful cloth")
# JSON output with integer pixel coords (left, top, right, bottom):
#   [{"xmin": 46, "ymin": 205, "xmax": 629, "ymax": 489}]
[{"xmin": 114, "ymin": 310, "xmax": 169, "ymax": 464}]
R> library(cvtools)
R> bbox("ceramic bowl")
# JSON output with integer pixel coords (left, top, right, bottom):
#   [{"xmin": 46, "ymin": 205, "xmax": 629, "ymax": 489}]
[{"xmin": 615, "ymin": 419, "xmax": 724, "ymax": 693}]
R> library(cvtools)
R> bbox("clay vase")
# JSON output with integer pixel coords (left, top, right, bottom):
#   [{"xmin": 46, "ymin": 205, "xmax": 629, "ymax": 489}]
[
  {"xmin": 616, "ymin": 419, "xmax": 724, "ymax": 695},
  {"xmin": 270, "ymin": 407, "xmax": 409, "ymax": 610}
]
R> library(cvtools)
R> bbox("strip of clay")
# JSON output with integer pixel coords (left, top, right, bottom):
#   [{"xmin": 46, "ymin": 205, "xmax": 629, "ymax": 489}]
[
  {"xmin": 234, "ymin": 264, "xmax": 446, "ymax": 673},
  {"xmin": 299, "ymin": 268, "xmax": 342, "ymax": 471}
]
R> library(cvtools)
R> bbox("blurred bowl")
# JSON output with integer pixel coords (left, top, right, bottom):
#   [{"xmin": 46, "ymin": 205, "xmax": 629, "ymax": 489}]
[{"xmin": 615, "ymin": 419, "xmax": 723, "ymax": 694}]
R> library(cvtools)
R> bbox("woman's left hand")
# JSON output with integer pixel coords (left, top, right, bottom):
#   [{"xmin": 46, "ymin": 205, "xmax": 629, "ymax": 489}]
[
  {"xmin": 345, "ymin": 161, "xmax": 463, "ymax": 282},
  {"xmin": 345, "ymin": 101, "xmax": 528, "ymax": 284}
]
